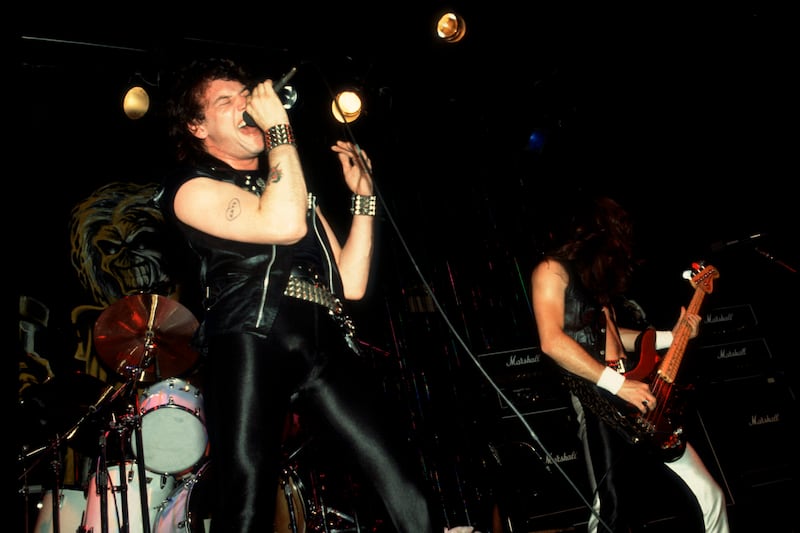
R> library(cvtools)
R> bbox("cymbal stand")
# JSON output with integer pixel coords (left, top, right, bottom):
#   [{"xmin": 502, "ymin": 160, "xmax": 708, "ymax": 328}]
[
  {"xmin": 126, "ymin": 393, "xmax": 153, "ymax": 533},
  {"xmin": 88, "ymin": 374, "xmax": 148, "ymax": 533},
  {"xmin": 17, "ymin": 445, "xmax": 32, "ymax": 533},
  {"xmin": 21, "ymin": 434, "xmax": 66, "ymax": 533},
  {"xmin": 84, "ymin": 380, "xmax": 128, "ymax": 533},
  {"xmin": 115, "ymin": 411, "xmax": 135, "ymax": 533},
  {"xmin": 19, "ymin": 380, "xmax": 113, "ymax": 533},
  {"xmin": 126, "ymin": 332, "xmax": 159, "ymax": 533},
  {"xmin": 101, "ymin": 308, "xmax": 159, "ymax": 533},
  {"xmin": 94, "ymin": 425, "xmax": 111, "ymax": 533},
  {"xmin": 49, "ymin": 441, "xmax": 63, "ymax": 533}
]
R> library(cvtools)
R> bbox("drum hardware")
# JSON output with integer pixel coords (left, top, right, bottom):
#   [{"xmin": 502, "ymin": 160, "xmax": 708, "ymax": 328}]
[
  {"xmin": 19, "ymin": 377, "xmax": 125, "ymax": 533},
  {"xmin": 278, "ymin": 467, "xmax": 306, "ymax": 533},
  {"xmin": 78, "ymin": 376, "xmax": 156, "ymax": 533},
  {"xmin": 83, "ymin": 458, "xmax": 175, "ymax": 533},
  {"xmin": 20, "ymin": 293, "xmax": 203, "ymax": 533},
  {"xmin": 284, "ymin": 439, "xmax": 365, "ymax": 533},
  {"xmin": 152, "ymin": 461, "xmax": 310, "ymax": 533},
  {"xmin": 20, "ymin": 379, "xmax": 158, "ymax": 533},
  {"xmin": 305, "ymin": 496, "xmax": 360, "ymax": 533},
  {"xmin": 32, "ymin": 486, "xmax": 86, "ymax": 533}
]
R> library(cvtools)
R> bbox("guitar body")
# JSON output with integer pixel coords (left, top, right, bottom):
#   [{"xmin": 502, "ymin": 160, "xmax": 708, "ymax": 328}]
[
  {"xmin": 561, "ymin": 263, "xmax": 719, "ymax": 463},
  {"xmin": 624, "ymin": 328, "xmax": 689, "ymax": 462},
  {"xmin": 624, "ymin": 328, "xmax": 660, "ymax": 382},
  {"xmin": 561, "ymin": 370, "xmax": 689, "ymax": 462}
]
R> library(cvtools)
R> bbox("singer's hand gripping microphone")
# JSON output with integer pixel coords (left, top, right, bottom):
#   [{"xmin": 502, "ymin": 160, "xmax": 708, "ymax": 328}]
[{"xmin": 242, "ymin": 67, "xmax": 298, "ymax": 128}]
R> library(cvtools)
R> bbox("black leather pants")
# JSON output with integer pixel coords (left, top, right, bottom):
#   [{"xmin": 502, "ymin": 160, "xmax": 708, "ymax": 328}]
[{"xmin": 203, "ymin": 296, "xmax": 434, "ymax": 533}]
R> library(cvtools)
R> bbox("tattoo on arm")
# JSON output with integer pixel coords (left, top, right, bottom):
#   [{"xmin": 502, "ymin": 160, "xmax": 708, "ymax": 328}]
[
  {"xmin": 226, "ymin": 198, "xmax": 242, "ymax": 220},
  {"xmin": 267, "ymin": 163, "xmax": 282, "ymax": 185}
]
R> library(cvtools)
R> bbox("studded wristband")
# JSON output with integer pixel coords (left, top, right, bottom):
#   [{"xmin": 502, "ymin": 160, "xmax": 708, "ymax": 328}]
[
  {"xmin": 264, "ymin": 124, "xmax": 296, "ymax": 152},
  {"xmin": 350, "ymin": 194, "xmax": 377, "ymax": 216}
]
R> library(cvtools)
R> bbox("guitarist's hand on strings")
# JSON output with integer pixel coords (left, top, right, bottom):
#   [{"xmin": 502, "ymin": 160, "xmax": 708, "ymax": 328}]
[
  {"xmin": 617, "ymin": 307, "xmax": 701, "ymax": 414},
  {"xmin": 617, "ymin": 378, "xmax": 656, "ymax": 414},
  {"xmin": 674, "ymin": 306, "xmax": 701, "ymax": 339}
]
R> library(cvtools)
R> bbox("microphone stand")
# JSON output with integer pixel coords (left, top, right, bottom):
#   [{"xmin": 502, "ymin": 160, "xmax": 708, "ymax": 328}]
[{"xmin": 754, "ymin": 246, "xmax": 797, "ymax": 274}]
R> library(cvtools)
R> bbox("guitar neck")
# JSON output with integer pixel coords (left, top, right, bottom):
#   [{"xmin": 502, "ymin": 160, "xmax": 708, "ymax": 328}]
[{"xmin": 657, "ymin": 266, "xmax": 717, "ymax": 383}]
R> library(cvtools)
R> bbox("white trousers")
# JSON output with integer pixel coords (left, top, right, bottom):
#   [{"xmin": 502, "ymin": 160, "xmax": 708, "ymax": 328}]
[{"xmin": 572, "ymin": 394, "xmax": 730, "ymax": 533}]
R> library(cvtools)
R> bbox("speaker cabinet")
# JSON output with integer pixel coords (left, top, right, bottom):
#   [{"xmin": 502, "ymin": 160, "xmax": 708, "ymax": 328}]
[
  {"xmin": 488, "ymin": 406, "xmax": 591, "ymax": 532},
  {"xmin": 690, "ymin": 337, "xmax": 777, "ymax": 383},
  {"xmin": 692, "ymin": 373, "xmax": 797, "ymax": 528}
]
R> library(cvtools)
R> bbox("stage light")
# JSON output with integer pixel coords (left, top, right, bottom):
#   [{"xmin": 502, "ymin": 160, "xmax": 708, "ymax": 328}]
[
  {"xmin": 331, "ymin": 89, "xmax": 364, "ymax": 123},
  {"xmin": 436, "ymin": 11, "xmax": 467, "ymax": 43},
  {"xmin": 123, "ymin": 85, "xmax": 150, "ymax": 119},
  {"xmin": 122, "ymin": 72, "xmax": 158, "ymax": 120}
]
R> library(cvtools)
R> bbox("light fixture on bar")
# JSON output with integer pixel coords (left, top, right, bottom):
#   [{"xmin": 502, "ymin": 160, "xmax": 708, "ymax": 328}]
[
  {"xmin": 435, "ymin": 11, "xmax": 467, "ymax": 43},
  {"xmin": 123, "ymin": 85, "xmax": 150, "ymax": 119},
  {"xmin": 331, "ymin": 89, "xmax": 364, "ymax": 124},
  {"xmin": 122, "ymin": 72, "xmax": 158, "ymax": 120}
]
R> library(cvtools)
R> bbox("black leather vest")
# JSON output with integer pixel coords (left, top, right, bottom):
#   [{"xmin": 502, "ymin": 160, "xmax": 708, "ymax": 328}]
[
  {"xmin": 559, "ymin": 259, "xmax": 607, "ymax": 362},
  {"xmin": 157, "ymin": 154, "xmax": 344, "ymax": 346}
]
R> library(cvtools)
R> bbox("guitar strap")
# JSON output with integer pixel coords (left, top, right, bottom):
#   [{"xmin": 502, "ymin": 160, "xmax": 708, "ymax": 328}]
[
  {"xmin": 602, "ymin": 306, "xmax": 627, "ymax": 365},
  {"xmin": 560, "ymin": 370, "xmax": 644, "ymax": 446}
]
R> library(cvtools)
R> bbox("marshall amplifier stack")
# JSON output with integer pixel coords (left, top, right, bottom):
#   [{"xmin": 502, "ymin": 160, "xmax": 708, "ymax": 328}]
[
  {"xmin": 477, "ymin": 347, "xmax": 591, "ymax": 531},
  {"xmin": 686, "ymin": 303, "xmax": 797, "ymax": 528},
  {"xmin": 477, "ymin": 346, "xmax": 571, "ymax": 417}
]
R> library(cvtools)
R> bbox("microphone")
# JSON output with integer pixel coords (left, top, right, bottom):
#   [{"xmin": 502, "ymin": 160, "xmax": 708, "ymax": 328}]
[
  {"xmin": 711, "ymin": 232, "xmax": 767, "ymax": 252},
  {"xmin": 242, "ymin": 66, "xmax": 298, "ymax": 127}
]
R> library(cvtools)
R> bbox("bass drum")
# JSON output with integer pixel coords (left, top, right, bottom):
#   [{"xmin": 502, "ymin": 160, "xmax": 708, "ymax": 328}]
[
  {"xmin": 32, "ymin": 488, "xmax": 86, "ymax": 533},
  {"xmin": 83, "ymin": 460, "xmax": 176, "ymax": 533},
  {"xmin": 153, "ymin": 461, "xmax": 307, "ymax": 533}
]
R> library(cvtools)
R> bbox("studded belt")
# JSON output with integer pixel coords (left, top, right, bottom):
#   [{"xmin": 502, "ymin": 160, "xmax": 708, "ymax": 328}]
[{"xmin": 284, "ymin": 275, "xmax": 343, "ymax": 315}]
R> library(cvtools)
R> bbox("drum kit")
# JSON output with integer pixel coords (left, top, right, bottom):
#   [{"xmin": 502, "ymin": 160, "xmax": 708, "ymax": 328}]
[
  {"xmin": 18, "ymin": 294, "xmax": 207, "ymax": 533},
  {"xmin": 18, "ymin": 293, "xmax": 366, "ymax": 533}
]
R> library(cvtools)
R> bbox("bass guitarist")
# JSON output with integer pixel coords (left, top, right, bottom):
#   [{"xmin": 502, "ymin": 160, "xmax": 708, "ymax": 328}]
[{"xmin": 530, "ymin": 196, "xmax": 729, "ymax": 533}]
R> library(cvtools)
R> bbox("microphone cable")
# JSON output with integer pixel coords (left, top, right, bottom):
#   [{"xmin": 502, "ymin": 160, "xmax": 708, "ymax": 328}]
[{"xmin": 309, "ymin": 60, "xmax": 613, "ymax": 533}]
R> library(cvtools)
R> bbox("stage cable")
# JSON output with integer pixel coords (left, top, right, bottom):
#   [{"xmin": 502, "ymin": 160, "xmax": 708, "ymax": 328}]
[{"xmin": 312, "ymin": 61, "xmax": 611, "ymax": 533}]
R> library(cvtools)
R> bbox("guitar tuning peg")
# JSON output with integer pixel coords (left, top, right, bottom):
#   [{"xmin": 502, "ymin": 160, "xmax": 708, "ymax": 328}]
[{"xmin": 682, "ymin": 270, "xmax": 693, "ymax": 280}]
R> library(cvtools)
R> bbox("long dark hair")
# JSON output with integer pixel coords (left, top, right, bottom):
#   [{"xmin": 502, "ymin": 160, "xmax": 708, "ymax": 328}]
[
  {"xmin": 548, "ymin": 196, "xmax": 638, "ymax": 306},
  {"xmin": 165, "ymin": 57, "xmax": 253, "ymax": 162}
]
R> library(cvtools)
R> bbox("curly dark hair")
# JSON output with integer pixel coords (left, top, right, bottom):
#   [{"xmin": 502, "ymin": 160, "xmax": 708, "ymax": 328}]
[
  {"xmin": 549, "ymin": 196, "xmax": 639, "ymax": 305},
  {"xmin": 165, "ymin": 57, "xmax": 253, "ymax": 162}
]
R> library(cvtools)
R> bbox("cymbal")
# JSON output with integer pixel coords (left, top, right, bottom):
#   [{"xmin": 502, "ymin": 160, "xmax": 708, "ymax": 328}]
[{"xmin": 94, "ymin": 293, "xmax": 199, "ymax": 382}]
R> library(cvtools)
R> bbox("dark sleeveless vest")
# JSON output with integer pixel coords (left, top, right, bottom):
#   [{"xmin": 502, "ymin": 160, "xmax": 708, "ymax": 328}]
[
  {"xmin": 157, "ymin": 153, "xmax": 344, "ymax": 348},
  {"xmin": 559, "ymin": 259, "xmax": 607, "ymax": 362}
]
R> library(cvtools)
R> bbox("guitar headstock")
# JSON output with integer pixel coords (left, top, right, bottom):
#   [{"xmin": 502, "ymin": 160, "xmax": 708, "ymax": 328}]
[{"xmin": 684, "ymin": 262, "xmax": 720, "ymax": 294}]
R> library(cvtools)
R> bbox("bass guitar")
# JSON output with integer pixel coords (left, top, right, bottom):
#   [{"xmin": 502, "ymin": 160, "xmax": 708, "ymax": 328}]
[{"xmin": 562, "ymin": 262, "xmax": 719, "ymax": 462}]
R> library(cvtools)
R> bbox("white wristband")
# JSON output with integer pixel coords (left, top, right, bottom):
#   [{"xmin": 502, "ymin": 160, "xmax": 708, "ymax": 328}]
[
  {"xmin": 655, "ymin": 330, "xmax": 674, "ymax": 350},
  {"xmin": 597, "ymin": 366, "xmax": 625, "ymax": 394}
]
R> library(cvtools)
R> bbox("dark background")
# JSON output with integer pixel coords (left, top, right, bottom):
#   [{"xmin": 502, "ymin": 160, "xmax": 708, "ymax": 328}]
[{"xmin": 12, "ymin": 5, "xmax": 799, "ymax": 531}]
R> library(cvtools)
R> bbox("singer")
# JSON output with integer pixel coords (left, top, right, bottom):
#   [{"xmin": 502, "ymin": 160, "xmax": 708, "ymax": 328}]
[{"xmin": 157, "ymin": 57, "xmax": 439, "ymax": 532}]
